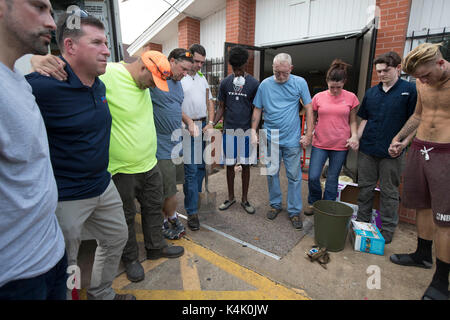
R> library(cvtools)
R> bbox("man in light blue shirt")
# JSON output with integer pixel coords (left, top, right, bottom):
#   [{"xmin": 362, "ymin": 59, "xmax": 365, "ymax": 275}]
[
  {"xmin": 252, "ymin": 53, "xmax": 314, "ymax": 230},
  {"xmin": 0, "ymin": 0, "xmax": 66, "ymax": 299}
]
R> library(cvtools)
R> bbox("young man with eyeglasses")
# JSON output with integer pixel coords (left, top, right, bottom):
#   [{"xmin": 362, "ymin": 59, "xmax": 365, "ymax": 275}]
[
  {"xmin": 151, "ymin": 48, "xmax": 193, "ymax": 240},
  {"xmin": 355, "ymin": 51, "xmax": 417, "ymax": 244},
  {"xmin": 180, "ymin": 44, "xmax": 216, "ymax": 231},
  {"xmin": 0, "ymin": 0, "xmax": 67, "ymax": 300},
  {"xmin": 26, "ymin": 12, "xmax": 133, "ymax": 300}
]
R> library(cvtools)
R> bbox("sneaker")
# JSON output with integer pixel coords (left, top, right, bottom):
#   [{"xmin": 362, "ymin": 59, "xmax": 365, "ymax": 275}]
[
  {"xmin": 162, "ymin": 221, "xmax": 182, "ymax": 240},
  {"xmin": 169, "ymin": 214, "xmax": 186, "ymax": 238},
  {"xmin": 113, "ymin": 293, "xmax": 136, "ymax": 300},
  {"xmin": 290, "ymin": 215, "xmax": 303, "ymax": 230},
  {"xmin": 303, "ymin": 204, "xmax": 314, "ymax": 216},
  {"xmin": 266, "ymin": 207, "xmax": 281, "ymax": 220},
  {"xmin": 187, "ymin": 214, "xmax": 200, "ymax": 231},
  {"xmin": 124, "ymin": 260, "xmax": 144, "ymax": 282}
]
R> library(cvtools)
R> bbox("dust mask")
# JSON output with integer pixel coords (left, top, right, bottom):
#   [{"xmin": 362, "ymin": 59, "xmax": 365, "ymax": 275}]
[{"xmin": 233, "ymin": 75, "xmax": 245, "ymax": 87}]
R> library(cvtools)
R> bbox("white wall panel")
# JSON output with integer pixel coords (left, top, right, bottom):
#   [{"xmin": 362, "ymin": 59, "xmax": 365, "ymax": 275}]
[
  {"xmin": 162, "ymin": 36, "xmax": 179, "ymax": 58},
  {"xmin": 200, "ymin": 7, "xmax": 226, "ymax": 59},
  {"xmin": 407, "ymin": 0, "xmax": 450, "ymax": 34},
  {"xmin": 255, "ymin": 0, "xmax": 375, "ymax": 46},
  {"xmin": 404, "ymin": 0, "xmax": 450, "ymax": 59}
]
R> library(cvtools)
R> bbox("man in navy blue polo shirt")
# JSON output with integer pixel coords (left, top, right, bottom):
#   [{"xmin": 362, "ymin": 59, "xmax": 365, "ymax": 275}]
[
  {"xmin": 356, "ymin": 51, "xmax": 417, "ymax": 244},
  {"xmin": 26, "ymin": 13, "xmax": 132, "ymax": 300}
]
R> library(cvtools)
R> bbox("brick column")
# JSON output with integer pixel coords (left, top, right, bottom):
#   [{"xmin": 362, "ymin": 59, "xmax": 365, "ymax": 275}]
[
  {"xmin": 178, "ymin": 16, "xmax": 200, "ymax": 49},
  {"xmin": 372, "ymin": 1, "xmax": 416, "ymax": 225},
  {"xmin": 226, "ymin": 0, "xmax": 256, "ymax": 74},
  {"xmin": 371, "ymin": 0, "xmax": 412, "ymax": 86},
  {"xmin": 143, "ymin": 42, "xmax": 162, "ymax": 52}
]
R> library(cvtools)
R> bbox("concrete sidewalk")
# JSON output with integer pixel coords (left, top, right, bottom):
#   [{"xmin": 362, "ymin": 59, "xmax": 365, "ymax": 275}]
[
  {"xmin": 77, "ymin": 163, "xmax": 436, "ymax": 300},
  {"xmin": 173, "ymin": 164, "xmax": 433, "ymax": 300}
]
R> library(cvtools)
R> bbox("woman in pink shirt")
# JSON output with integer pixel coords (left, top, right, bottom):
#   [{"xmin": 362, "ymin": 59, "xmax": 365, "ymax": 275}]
[{"xmin": 304, "ymin": 59, "xmax": 359, "ymax": 215}]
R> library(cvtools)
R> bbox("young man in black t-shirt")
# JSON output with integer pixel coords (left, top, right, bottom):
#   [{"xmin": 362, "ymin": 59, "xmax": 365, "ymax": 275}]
[{"xmin": 213, "ymin": 46, "xmax": 259, "ymax": 214}]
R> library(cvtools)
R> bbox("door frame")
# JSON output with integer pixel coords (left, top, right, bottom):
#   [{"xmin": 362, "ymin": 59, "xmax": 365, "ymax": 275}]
[{"xmin": 223, "ymin": 42, "xmax": 266, "ymax": 81}]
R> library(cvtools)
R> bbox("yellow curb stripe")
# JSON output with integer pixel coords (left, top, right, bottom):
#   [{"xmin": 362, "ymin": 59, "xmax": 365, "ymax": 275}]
[
  {"xmin": 114, "ymin": 289, "xmax": 279, "ymax": 300},
  {"xmin": 176, "ymin": 238, "xmax": 309, "ymax": 300},
  {"xmin": 113, "ymin": 258, "xmax": 168, "ymax": 290},
  {"xmin": 180, "ymin": 250, "xmax": 202, "ymax": 291}
]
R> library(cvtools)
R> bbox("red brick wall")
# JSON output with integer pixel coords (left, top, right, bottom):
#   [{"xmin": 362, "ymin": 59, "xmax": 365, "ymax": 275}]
[
  {"xmin": 143, "ymin": 42, "xmax": 162, "ymax": 52},
  {"xmin": 178, "ymin": 17, "xmax": 200, "ymax": 49},
  {"xmin": 225, "ymin": 0, "xmax": 256, "ymax": 75},
  {"xmin": 371, "ymin": 0, "xmax": 412, "ymax": 86}
]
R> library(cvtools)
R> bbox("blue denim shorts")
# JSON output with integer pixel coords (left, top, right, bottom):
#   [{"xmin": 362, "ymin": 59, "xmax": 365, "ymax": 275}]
[{"xmin": 221, "ymin": 133, "xmax": 251, "ymax": 165}]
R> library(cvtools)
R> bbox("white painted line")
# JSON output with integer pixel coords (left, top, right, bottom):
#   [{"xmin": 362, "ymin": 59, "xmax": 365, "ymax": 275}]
[{"xmin": 177, "ymin": 213, "xmax": 282, "ymax": 261}]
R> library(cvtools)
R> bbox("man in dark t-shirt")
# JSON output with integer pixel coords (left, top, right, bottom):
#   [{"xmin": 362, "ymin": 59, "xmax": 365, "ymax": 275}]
[{"xmin": 213, "ymin": 46, "xmax": 259, "ymax": 214}]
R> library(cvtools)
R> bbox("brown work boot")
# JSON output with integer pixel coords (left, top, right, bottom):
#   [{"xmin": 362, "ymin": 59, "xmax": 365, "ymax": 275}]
[
  {"xmin": 187, "ymin": 214, "xmax": 200, "ymax": 231},
  {"xmin": 303, "ymin": 204, "xmax": 314, "ymax": 216},
  {"xmin": 266, "ymin": 207, "xmax": 281, "ymax": 220}
]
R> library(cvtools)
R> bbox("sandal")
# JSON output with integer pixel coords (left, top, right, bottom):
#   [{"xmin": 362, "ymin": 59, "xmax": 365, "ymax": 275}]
[
  {"xmin": 421, "ymin": 285, "xmax": 449, "ymax": 300},
  {"xmin": 241, "ymin": 201, "xmax": 255, "ymax": 214},
  {"xmin": 389, "ymin": 253, "xmax": 432, "ymax": 269},
  {"xmin": 219, "ymin": 199, "xmax": 236, "ymax": 210}
]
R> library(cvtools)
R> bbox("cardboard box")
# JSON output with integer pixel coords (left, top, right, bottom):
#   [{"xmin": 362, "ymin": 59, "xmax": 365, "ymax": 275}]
[
  {"xmin": 337, "ymin": 181, "xmax": 380, "ymax": 211},
  {"xmin": 350, "ymin": 221, "xmax": 385, "ymax": 255},
  {"xmin": 335, "ymin": 181, "xmax": 382, "ymax": 229},
  {"xmin": 339, "ymin": 202, "xmax": 382, "ymax": 230}
]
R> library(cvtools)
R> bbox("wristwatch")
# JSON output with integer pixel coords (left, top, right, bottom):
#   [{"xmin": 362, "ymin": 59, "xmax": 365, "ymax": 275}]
[{"xmin": 208, "ymin": 121, "xmax": 215, "ymax": 126}]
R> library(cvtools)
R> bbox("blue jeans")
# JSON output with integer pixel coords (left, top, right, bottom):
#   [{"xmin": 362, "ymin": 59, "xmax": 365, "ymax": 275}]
[
  {"xmin": 183, "ymin": 124, "xmax": 206, "ymax": 215},
  {"xmin": 308, "ymin": 146, "xmax": 348, "ymax": 205},
  {"xmin": 266, "ymin": 144, "xmax": 303, "ymax": 217},
  {"xmin": 0, "ymin": 252, "xmax": 68, "ymax": 300}
]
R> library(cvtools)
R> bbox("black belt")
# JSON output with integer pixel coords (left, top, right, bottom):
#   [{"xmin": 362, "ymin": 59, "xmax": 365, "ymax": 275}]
[{"xmin": 192, "ymin": 117, "xmax": 206, "ymax": 122}]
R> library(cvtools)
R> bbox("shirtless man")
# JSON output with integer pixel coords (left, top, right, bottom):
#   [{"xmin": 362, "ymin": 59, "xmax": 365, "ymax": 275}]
[{"xmin": 388, "ymin": 43, "xmax": 449, "ymax": 300}]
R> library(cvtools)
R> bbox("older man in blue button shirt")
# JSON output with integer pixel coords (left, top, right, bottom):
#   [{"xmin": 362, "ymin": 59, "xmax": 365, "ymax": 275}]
[
  {"xmin": 252, "ymin": 53, "xmax": 314, "ymax": 230},
  {"xmin": 356, "ymin": 51, "xmax": 417, "ymax": 244}
]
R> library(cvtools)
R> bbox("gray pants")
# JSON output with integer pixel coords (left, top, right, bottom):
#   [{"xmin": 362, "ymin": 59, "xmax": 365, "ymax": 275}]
[
  {"xmin": 112, "ymin": 165, "xmax": 166, "ymax": 263},
  {"xmin": 55, "ymin": 180, "xmax": 128, "ymax": 300},
  {"xmin": 356, "ymin": 151, "xmax": 405, "ymax": 233}
]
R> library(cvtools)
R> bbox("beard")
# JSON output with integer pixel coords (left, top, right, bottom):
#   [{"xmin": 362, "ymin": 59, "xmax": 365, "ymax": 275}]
[
  {"xmin": 274, "ymin": 77, "xmax": 288, "ymax": 84},
  {"xmin": 4, "ymin": 13, "xmax": 52, "ymax": 56},
  {"xmin": 21, "ymin": 29, "xmax": 52, "ymax": 55}
]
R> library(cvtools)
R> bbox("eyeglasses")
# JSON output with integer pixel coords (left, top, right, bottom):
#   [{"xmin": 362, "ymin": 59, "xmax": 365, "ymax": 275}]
[
  {"xmin": 273, "ymin": 70, "xmax": 290, "ymax": 77},
  {"xmin": 148, "ymin": 56, "xmax": 171, "ymax": 80}
]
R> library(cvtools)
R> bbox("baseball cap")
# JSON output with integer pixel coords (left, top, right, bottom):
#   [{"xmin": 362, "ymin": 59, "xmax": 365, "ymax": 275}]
[{"xmin": 141, "ymin": 50, "xmax": 171, "ymax": 92}]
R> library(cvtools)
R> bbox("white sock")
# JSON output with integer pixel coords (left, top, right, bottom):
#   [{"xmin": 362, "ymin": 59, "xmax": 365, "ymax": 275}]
[{"xmin": 170, "ymin": 212, "xmax": 178, "ymax": 220}]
